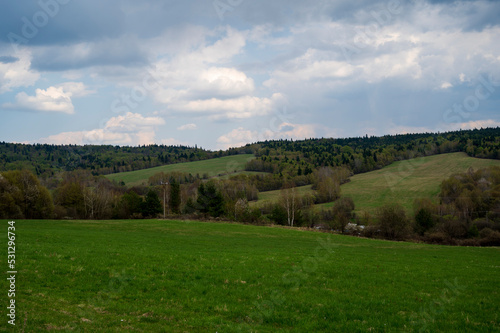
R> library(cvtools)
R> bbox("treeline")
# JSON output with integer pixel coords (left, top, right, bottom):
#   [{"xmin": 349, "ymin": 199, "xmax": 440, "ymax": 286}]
[
  {"xmin": 1, "ymin": 128, "xmax": 498, "ymax": 183},
  {"xmin": 244, "ymin": 127, "xmax": 500, "ymax": 178},
  {"xmin": 0, "ymin": 165, "xmax": 345, "ymax": 222},
  {"xmin": 0, "ymin": 168, "xmax": 259, "ymax": 220},
  {"xmin": 0, "ymin": 142, "xmax": 249, "ymax": 179}
]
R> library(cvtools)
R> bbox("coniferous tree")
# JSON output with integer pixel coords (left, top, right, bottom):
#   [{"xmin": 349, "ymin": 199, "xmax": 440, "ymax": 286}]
[
  {"xmin": 170, "ymin": 180, "xmax": 181, "ymax": 214},
  {"xmin": 197, "ymin": 182, "xmax": 225, "ymax": 218},
  {"xmin": 142, "ymin": 190, "xmax": 162, "ymax": 218}
]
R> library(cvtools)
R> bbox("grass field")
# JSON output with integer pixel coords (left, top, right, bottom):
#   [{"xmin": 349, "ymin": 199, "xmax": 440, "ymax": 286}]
[
  {"xmin": 319, "ymin": 152, "xmax": 500, "ymax": 214},
  {"xmin": 251, "ymin": 153, "xmax": 500, "ymax": 215},
  {"xmin": 4, "ymin": 219, "xmax": 499, "ymax": 332},
  {"xmin": 252, "ymin": 185, "xmax": 314, "ymax": 206},
  {"xmin": 105, "ymin": 154, "xmax": 255, "ymax": 187}
]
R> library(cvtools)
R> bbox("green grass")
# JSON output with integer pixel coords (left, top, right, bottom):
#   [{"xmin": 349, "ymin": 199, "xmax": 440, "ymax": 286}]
[
  {"xmin": 251, "ymin": 153, "xmax": 500, "ymax": 214},
  {"xmin": 105, "ymin": 154, "xmax": 255, "ymax": 187},
  {"xmin": 252, "ymin": 185, "xmax": 314, "ymax": 206},
  {"xmin": 3, "ymin": 219, "xmax": 499, "ymax": 332},
  {"xmin": 318, "ymin": 152, "xmax": 500, "ymax": 214}
]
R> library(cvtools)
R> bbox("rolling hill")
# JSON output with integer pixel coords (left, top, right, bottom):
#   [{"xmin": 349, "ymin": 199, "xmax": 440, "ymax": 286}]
[
  {"xmin": 105, "ymin": 154, "xmax": 256, "ymax": 187},
  {"xmin": 251, "ymin": 152, "xmax": 500, "ymax": 214}
]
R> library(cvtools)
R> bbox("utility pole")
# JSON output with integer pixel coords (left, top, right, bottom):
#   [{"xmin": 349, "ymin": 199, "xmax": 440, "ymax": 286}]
[{"xmin": 160, "ymin": 181, "xmax": 168, "ymax": 219}]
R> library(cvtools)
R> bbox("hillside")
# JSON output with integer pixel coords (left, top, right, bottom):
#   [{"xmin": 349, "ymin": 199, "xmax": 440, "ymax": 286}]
[
  {"xmin": 243, "ymin": 127, "xmax": 500, "ymax": 178},
  {"xmin": 9, "ymin": 219, "xmax": 500, "ymax": 331},
  {"xmin": 105, "ymin": 154, "xmax": 256, "ymax": 187},
  {"xmin": 251, "ymin": 153, "xmax": 500, "ymax": 213},
  {"xmin": 1, "ymin": 128, "xmax": 499, "ymax": 182},
  {"xmin": 0, "ymin": 142, "xmax": 247, "ymax": 178},
  {"xmin": 328, "ymin": 152, "xmax": 500, "ymax": 214}
]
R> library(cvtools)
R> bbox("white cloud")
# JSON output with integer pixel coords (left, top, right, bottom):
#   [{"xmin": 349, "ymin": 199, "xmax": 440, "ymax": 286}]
[
  {"xmin": 161, "ymin": 138, "xmax": 191, "ymax": 146},
  {"xmin": 196, "ymin": 27, "xmax": 247, "ymax": 64},
  {"xmin": 39, "ymin": 112, "xmax": 165, "ymax": 146},
  {"xmin": 384, "ymin": 119, "xmax": 500, "ymax": 136},
  {"xmin": 196, "ymin": 67, "xmax": 255, "ymax": 97},
  {"xmin": 149, "ymin": 27, "xmax": 285, "ymax": 120},
  {"xmin": 56, "ymin": 82, "xmax": 96, "ymax": 97},
  {"xmin": 177, "ymin": 123, "xmax": 197, "ymax": 131},
  {"xmin": 217, "ymin": 122, "xmax": 316, "ymax": 149},
  {"xmin": 40, "ymin": 130, "xmax": 131, "ymax": 146},
  {"xmin": 3, "ymin": 86, "xmax": 75, "ymax": 114},
  {"xmin": 264, "ymin": 18, "xmax": 500, "ymax": 91},
  {"xmin": 176, "ymin": 93, "xmax": 285, "ymax": 119},
  {"xmin": 105, "ymin": 112, "xmax": 165, "ymax": 132},
  {"xmin": 2, "ymin": 82, "xmax": 94, "ymax": 114},
  {"xmin": 442, "ymin": 119, "xmax": 500, "ymax": 132},
  {"xmin": 0, "ymin": 50, "xmax": 40, "ymax": 93},
  {"xmin": 440, "ymin": 82, "xmax": 452, "ymax": 89}
]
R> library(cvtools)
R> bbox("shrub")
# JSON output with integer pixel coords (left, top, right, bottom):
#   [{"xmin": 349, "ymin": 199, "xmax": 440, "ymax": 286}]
[
  {"xmin": 376, "ymin": 203, "xmax": 411, "ymax": 240},
  {"xmin": 440, "ymin": 216, "xmax": 468, "ymax": 239},
  {"xmin": 415, "ymin": 208, "xmax": 434, "ymax": 235},
  {"xmin": 479, "ymin": 228, "xmax": 500, "ymax": 246},
  {"xmin": 424, "ymin": 232, "xmax": 455, "ymax": 245},
  {"xmin": 269, "ymin": 204, "xmax": 287, "ymax": 226},
  {"xmin": 362, "ymin": 225, "xmax": 380, "ymax": 239}
]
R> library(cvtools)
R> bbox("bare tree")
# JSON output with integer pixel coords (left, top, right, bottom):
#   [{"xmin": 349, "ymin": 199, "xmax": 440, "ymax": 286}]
[
  {"xmin": 281, "ymin": 182, "xmax": 299, "ymax": 227},
  {"xmin": 19, "ymin": 170, "xmax": 40, "ymax": 218},
  {"xmin": 83, "ymin": 183, "xmax": 111, "ymax": 219}
]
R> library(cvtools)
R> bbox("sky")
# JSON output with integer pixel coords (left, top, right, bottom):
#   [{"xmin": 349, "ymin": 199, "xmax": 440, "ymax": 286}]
[{"xmin": 0, "ymin": 0, "xmax": 499, "ymax": 150}]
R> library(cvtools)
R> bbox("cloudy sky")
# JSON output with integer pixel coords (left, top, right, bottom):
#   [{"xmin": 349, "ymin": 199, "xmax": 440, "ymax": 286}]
[{"xmin": 1, "ymin": 0, "xmax": 499, "ymax": 150}]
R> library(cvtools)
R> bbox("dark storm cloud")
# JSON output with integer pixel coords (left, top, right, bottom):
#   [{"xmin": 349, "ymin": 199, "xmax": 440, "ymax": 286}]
[
  {"xmin": 0, "ymin": 56, "xmax": 19, "ymax": 64},
  {"xmin": 29, "ymin": 37, "xmax": 149, "ymax": 71},
  {"xmin": 0, "ymin": 0, "xmax": 215, "ymax": 47},
  {"xmin": 0, "ymin": 1, "xmax": 125, "ymax": 46},
  {"xmin": 2, "ymin": 0, "xmax": 498, "ymax": 47}
]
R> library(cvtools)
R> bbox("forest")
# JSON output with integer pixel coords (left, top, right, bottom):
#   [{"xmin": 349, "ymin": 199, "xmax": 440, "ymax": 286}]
[{"xmin": 1, "ymin": 127, "xmax": 500, "ymax": 246}]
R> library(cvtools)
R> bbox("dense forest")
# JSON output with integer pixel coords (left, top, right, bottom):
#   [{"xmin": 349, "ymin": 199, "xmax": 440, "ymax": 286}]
[
  {"xmin": 1, "ymin": 128, "xmax": 499, "ymax": 182},
  {"xmin": 0, "ymin": 143, "xmax": 244, "ymax": 179},
  {"xmin": 244, "ymin": 127, "xmax": 500, "ymax": 176},
  {"xmin": 1, "ymin": 127, "xmax": 499, "ymax": 246}
]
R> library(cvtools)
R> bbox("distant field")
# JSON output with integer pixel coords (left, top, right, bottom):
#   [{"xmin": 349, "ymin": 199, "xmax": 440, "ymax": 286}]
[
  {"xmin": 251, "ymin": 153, "xmax": 500, "ymax": 215},
  {"xmin": 106, "ymin": 154, "xmax": 255, "ymax": 187},
  {"xmin": 6, "ymin": 219, "xmax": 499, "ymax": 332},
  {"xmin": 251, "ymin": 185, "xmax": 314, "ymax": 207},
  {"xmin": 319, "ymin": 152, "xmax": 500, "ymax": 214}
]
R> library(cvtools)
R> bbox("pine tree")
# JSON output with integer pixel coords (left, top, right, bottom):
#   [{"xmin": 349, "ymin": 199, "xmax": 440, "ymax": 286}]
[
  {"xmin": 142, "ymin": 190, "xmax": 162, "ymax": 218},
  {"xmin": 197, "ymin": 182, "xmax": 225, "ymax": 218},
  {"xmin": 170, "ymin": 180, "xmax": 181, "ymax": 214}
]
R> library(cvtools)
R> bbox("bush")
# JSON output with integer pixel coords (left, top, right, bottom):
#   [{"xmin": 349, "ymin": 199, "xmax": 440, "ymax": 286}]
[
  {"xmin": 362, "ymin": 225, "xmax": 380, "ymax": 239},
  {"xmin": 479, "ymin": 228, "xmax": 500, "ymax": 246},
  {"xmin": 332, "ymin": 197, "xmax": 355, "ymax": 233},
  {"xmin": 415, "ymin": 208, "xmax": 434, "ymax": 235},
  {"xmin": 458, "ymin": 238, "xmax": 480, "ymax": 247},
  {"xmin": 473, "ymin": 218, "xmax": 495, "ymax": 231},
  {"xmin": 440, "ymin": 216, "xmax": 468, "ymax": 239},
  {"xmin": 424, "ymin": 232, "xmax": 454, "ymax": 245},
  {"xmin": 269, "ymin": 204, "xmax": 288, "ymax": 226},
  {"xmin": 376, "ymin": 203, "xmax": 411, "ymax": 240}
]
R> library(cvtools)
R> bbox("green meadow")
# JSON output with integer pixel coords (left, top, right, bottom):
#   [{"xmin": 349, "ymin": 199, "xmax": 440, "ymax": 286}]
[
  {"xmin": 328, "ymin": 152, "xmax": 500, "ymax": 214},
  {"xmin": 105, "ymin": 154, "xmax": 255, "ymax": 187},
  {"xmin": 4, "ymin": 219, "xmax": 499, "ymax": 332},
  {"xmin": 250, "ymin": 153, "xmax": 500, "ymax": 214}
]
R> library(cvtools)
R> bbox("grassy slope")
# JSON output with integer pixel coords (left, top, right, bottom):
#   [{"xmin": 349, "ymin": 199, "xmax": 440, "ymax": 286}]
[
  {"xmin": 252, "ymin": 153, "xmax": 500, "ymax": 214},
  {"xmin": 105, "ymin": 154, "xmax": 255, "ymax": 187},
  {"xmin": 255, "ymin": 185, "xmax": 314, "ymax": 204},
  {"xmin": 320, "ymin": 152, "xmax": 500, "ymax": 214},
  {"xmin": 5, "ymin": 219, "xmax": 499, "ymax": 332}
]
